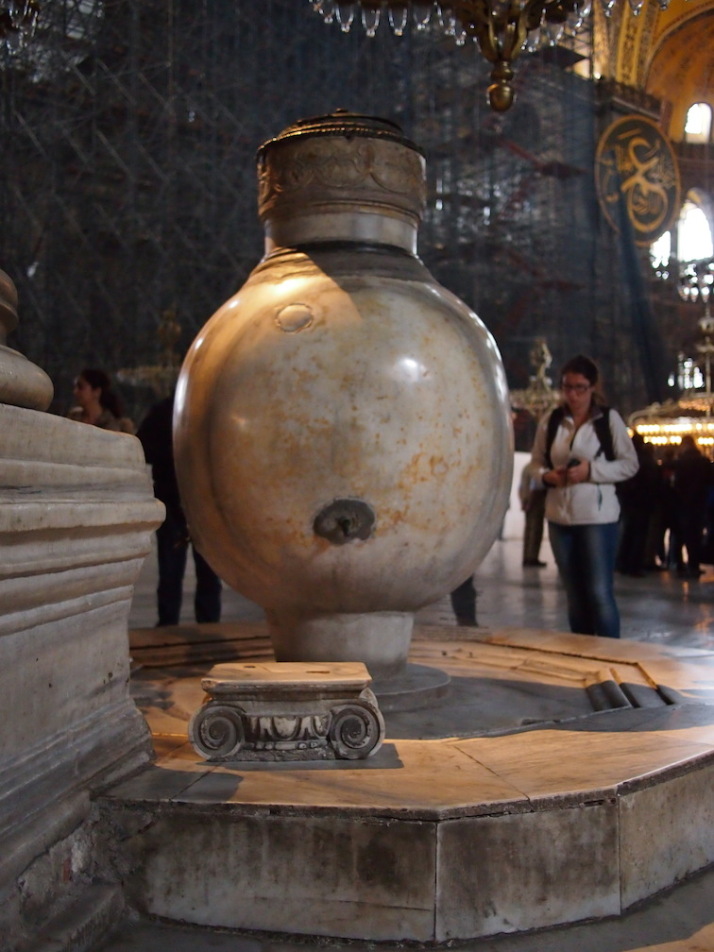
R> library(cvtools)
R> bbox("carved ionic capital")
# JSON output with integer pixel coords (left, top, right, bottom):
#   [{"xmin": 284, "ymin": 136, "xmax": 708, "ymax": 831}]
[{"xmin": 189, "ymin": 662, "xmax": 385, "ymax": 763}]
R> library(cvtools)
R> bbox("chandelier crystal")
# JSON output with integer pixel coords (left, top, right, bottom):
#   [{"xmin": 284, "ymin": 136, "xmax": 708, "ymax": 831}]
[
  {"xmin": 678, "ymin": 258, "xmax": 714, "ymax": 305},
  {"xmin": 0, "ymin": 1, "xmax": 40, "ymax": 52},
  {"xmin": 308, "ymin": 0, "xmax": 669, "ymax": 111}
]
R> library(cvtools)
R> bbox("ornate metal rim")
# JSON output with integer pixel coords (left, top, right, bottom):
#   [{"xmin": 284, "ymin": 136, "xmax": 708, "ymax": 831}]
[{"xmin": 257, "ymin": 110, "xmax": 425, "ymax": 161}]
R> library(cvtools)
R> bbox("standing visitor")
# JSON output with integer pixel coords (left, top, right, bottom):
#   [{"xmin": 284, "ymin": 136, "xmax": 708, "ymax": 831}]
[
  {"xmin": 519, "ymin": 461, "xmax": 547, "ymax": 567},
  {"xmin": 68, "ymin": 367, "xmax": 134, "ymax": 433},
  {"xmin": 450, "ymin": 576, "xmax": 478, "ymax": 627},
  {"xmin": 137, "ymin": 392, "xmax": 222, "ymax": 626},
  {"xmin": 616, "ymin": 433, "xmax": 661, "ymax": 577},
  {"xmin": 531, "ymin": 355, "xmax": 638, "ymax": 639},
  {"xmin": 658, "ymin": 447, "xmax": 679, "ymax": 568},
  {"xmin": 672, "ymin": 434, "xmax": 714, "ymax": 579}
]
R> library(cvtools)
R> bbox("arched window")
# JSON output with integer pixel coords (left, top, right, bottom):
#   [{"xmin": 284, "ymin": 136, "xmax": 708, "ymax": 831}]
[
  {"xmin": 676, "ymin": 192, "xmax": 714, "ymax": 303},
  {"xmin": 678, "ymin": 195, "xmax": 713, "ymax": 263},
  {"xmin": 684, "ymin": 103, "xmax": 712, "ymax": 144},
  {"xmin": 650, "ymin": 229, "xmax": 671, "ymax": 278},
  {"xmin": 650, "ymin": 192, "xmax": 713, "ymax": 280}
]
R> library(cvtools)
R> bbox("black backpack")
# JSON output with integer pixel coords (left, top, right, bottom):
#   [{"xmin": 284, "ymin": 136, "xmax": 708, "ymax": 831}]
[{"xmin": 544, "ymin": 405, "xmax": 615, "ymax": 469}]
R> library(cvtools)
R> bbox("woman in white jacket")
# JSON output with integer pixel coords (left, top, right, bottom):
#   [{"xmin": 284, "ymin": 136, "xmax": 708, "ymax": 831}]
[{"xmin": 531, "ymin": 355, "xmax": 639, "ymax": 639}]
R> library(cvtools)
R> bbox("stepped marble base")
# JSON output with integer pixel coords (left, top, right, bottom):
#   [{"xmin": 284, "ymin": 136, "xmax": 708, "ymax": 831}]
[
  {"xmin": 108, "ymin": 627, "xmax": 714, "ymax": 943},
  {"xmin": 189, "ymin": 661, "xmax": 385, "ymax": 762}
]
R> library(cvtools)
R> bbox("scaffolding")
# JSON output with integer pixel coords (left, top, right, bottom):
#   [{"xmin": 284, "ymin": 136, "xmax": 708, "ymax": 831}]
[{"xmin": 0, "ymin": 0, "xmax": 671, "ymax": 421}]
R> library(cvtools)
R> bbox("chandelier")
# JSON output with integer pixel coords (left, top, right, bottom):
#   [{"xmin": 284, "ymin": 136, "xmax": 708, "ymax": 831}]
[
  {"xmin": 629, "ymin": 258, "xmax": 714, "ymax": 455},
  {"xmin": 678, "ymin": 257, "xmax": 714, "ymax": 306},
  {"xmin": 0, "ymin": 1, "xmax": 39, "ymax": 52},
  {"xmin": 308, "ymin": 0, "xmax": 665, "ymax": 111},
  {"xmin": 509, "ymin": 338, "xmax": 561, "ymax": 420}
]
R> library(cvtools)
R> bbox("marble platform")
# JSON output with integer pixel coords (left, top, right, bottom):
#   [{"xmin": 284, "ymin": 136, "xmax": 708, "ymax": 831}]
[{"xmin": 100, "ymin": 623, "xmax": 714, "ymax": 944}]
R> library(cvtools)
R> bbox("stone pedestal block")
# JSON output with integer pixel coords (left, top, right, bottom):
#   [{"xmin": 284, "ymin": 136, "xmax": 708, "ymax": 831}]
[{"xmin": 0, "ymin": 403, "xmax": 163, "ymax": 948}]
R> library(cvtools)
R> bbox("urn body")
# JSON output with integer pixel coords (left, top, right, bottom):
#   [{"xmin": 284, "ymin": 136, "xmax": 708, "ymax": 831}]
[{"xmin": 174, "ymin": 114, "xmax": 513, "ymax": 676}]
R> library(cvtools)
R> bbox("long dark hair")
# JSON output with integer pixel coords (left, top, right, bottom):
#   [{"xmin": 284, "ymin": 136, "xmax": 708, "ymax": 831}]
[{"xmin": 78, "ymin": 367, "xmax": 125, "ymax": 419}]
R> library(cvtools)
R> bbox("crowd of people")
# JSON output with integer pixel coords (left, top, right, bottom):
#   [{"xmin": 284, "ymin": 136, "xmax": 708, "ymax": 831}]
[
  {"xmin": 617, "ymin": 433, "xmax": 714, "ymax": 580},
  {"xmin": 524, "ymin": 428, "xmax": 714, "ymax": 583}
]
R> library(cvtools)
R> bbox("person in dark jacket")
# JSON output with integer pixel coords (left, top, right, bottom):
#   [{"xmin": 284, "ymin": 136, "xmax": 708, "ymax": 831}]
[
  {"xmin": 672, "ymin": 435, "xmax": 714, "ymax": 579},
  {"xmin": 616, "ymin": 434, "xmax": 661, "ymax": 577},
  {"xmin": 450, "ymin": 576, "xmax": 478, "ymax": 627},
  {"xmin": 137, "ymin": 392, "xmax": 222, "ymax": 625}
]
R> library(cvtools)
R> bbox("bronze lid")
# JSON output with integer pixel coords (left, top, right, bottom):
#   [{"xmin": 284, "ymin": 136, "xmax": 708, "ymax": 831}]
[
  {"xmin": 257, "ymin": 109, "xmax": 424, "ymax": 161},
  {"xmin": 256, "ymin": 111, "xmax": 427, "ymax": 242}
]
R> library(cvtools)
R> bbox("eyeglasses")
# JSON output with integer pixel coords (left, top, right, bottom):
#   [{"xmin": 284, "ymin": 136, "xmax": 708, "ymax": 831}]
[{"xmin": 561, "ymin": 384, "xmax": 591, "ymax": 394}]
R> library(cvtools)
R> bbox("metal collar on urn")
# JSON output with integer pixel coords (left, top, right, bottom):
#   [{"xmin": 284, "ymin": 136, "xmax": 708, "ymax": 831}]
[{"xmin": 256, "ymin": 110, "xmax": 427, "ymax": 255}]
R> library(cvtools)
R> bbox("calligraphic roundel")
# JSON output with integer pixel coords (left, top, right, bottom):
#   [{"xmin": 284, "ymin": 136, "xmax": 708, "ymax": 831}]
[{"xmin": 595, "ymin": 115, "xmax": 681, "ymax": 247}]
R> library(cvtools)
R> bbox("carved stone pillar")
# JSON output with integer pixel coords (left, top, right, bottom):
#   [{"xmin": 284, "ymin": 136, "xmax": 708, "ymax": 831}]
[{"xmin": 0, "ymin": 270, "xmax": 163, "ymax": 947}]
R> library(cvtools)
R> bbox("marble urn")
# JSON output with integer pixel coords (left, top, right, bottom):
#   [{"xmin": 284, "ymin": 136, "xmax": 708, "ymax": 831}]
[{"xmin": 174, "ymin": 112, "xmax": 513, "ymax": 677}]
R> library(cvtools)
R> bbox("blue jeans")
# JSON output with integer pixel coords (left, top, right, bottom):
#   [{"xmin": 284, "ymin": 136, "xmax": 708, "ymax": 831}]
[{"xmin": 548, "ymin": 521, "xmax": 621, "ymax": 639}]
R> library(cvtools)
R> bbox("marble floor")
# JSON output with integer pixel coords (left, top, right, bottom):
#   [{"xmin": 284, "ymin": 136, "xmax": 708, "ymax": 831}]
[{"xmin": 128, "ymin": 527, "xmax": 714, "ymax": 653}]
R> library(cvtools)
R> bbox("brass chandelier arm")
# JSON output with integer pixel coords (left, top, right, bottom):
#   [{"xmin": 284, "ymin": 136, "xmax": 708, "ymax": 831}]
[
  {"xmin": 454, "ymin": 0, "xmax": 551, "ymax": 110},
  {"xmin": 456, "ymin": 0, "xmax": 527, "ymax": 63}
]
